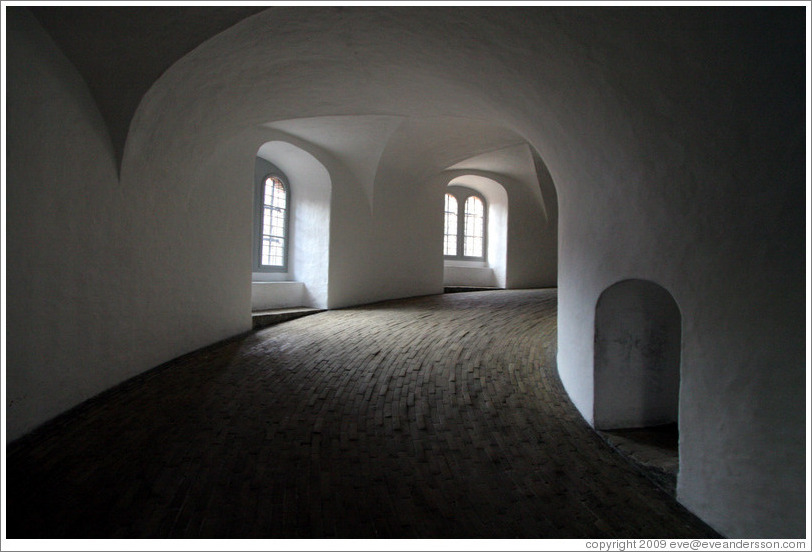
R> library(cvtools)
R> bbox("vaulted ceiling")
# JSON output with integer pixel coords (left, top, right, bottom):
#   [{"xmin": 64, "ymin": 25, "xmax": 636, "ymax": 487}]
[{"xmin": 30, "ymin": 7, "xmax": 266, "ymax": 163}]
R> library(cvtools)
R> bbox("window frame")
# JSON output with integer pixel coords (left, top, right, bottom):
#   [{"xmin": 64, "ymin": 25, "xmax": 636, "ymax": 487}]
[
  {"xmin": 253, "ymin": 165, "xmax": 291, "ymax": 273},
  {"xmin": 444, "ymin": 185, "xmax": 488, "ymax": 262}
]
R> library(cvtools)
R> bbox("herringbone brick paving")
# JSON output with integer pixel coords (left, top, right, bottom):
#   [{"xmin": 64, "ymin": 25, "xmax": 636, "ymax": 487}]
[{"xmin": 6, "ymin": 289, "xmax": 719, "ymax": 538}]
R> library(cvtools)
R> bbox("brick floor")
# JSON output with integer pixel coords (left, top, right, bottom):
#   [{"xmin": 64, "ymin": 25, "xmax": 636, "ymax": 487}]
[{"xmin": 6, "ymin": 289, "xmax": 719, "ymax": 538}]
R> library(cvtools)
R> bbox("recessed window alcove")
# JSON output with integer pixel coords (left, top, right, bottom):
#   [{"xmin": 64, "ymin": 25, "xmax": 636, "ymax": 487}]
[
  {"xmin": 442, "ymin": 175, "xmax": 508, "ymax": 290},
  {"xmin": 251, "ymin": 141, "xmax": 331, "ymax": 314}
]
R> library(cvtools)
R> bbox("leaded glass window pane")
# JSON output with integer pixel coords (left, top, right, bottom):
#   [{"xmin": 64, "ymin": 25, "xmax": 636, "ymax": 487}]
[
  {"xmin": 260, "ymin": 176, "xmax": 288, "ymax": 267},
  {"xmin": 463, "ymin": 196, "xmax": 484, "ymax": 258}
]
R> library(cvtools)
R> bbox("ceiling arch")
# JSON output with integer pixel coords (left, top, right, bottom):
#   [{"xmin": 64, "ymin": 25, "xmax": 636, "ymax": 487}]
[{"xmin": 30, "ymin": 6, "xmax": 267, "ymax": 166}]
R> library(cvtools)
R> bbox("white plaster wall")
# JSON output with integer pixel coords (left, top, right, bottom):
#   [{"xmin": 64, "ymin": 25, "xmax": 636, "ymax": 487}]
[
  {"xmin": 265, "ymin": 115, "xmax": 404, "ymax": 211},
  {"xmin": 443, "ymin": 263, "xmax": 498, "ymax": 288},
  {"xmin": 251, "ymin": 282, "xmax": 305, "ymax": 311},
  {"xmin": 6, "ymin": 6, "xmax": 805, "ymax": 538},
  {"xmin": 513, "ymin": 152, "xmax": 557, "ymax": 289},
  {"xmin": 488, "ymin": 204, "xmax": 509, "ymax": 289},
  {"xmin": 6, "ymin": 9, "xmax": 124, "ymax": 440},
  {"xmin": 7, "ymin": 9, "xmax": 251, "ymax": 440},
  {"xmin": 533, "ymin": 10, "xmax": 806, "ymax": 537}
]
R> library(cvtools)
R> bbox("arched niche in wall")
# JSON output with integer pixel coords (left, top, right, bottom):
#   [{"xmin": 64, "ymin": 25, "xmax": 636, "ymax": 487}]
[
  {"xmin": 443, "ymin": 175, "xmax": 508, "ymax": 289},
  {"xmin": 593, "ymin": 279, "xmax": 681, "ymax": 430},
  {"xmin": 252, "ymin": 141, "xmax": 331, "ymax": 310}
]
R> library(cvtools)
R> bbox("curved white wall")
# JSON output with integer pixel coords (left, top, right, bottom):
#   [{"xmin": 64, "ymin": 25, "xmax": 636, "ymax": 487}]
[
  {"xmin": 6, "ymin": 7, "xmax": 805, "ymax": 538},
  {"xmin": 6, "ymin": 9, "xmax": 146, "ymax": 441},
  {"xmin": 536, "ymin": 10, "xmax": 805, "ymax": 538}
]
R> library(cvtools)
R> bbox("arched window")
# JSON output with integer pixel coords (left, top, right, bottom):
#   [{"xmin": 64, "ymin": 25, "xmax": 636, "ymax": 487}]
[
  {"xmin": 444, "ymin": 186, "xmax": 487, "ymax": 261},
  {"xmin": 254, "ymin": 170, "xmax": 290, "ymax": 272}
]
